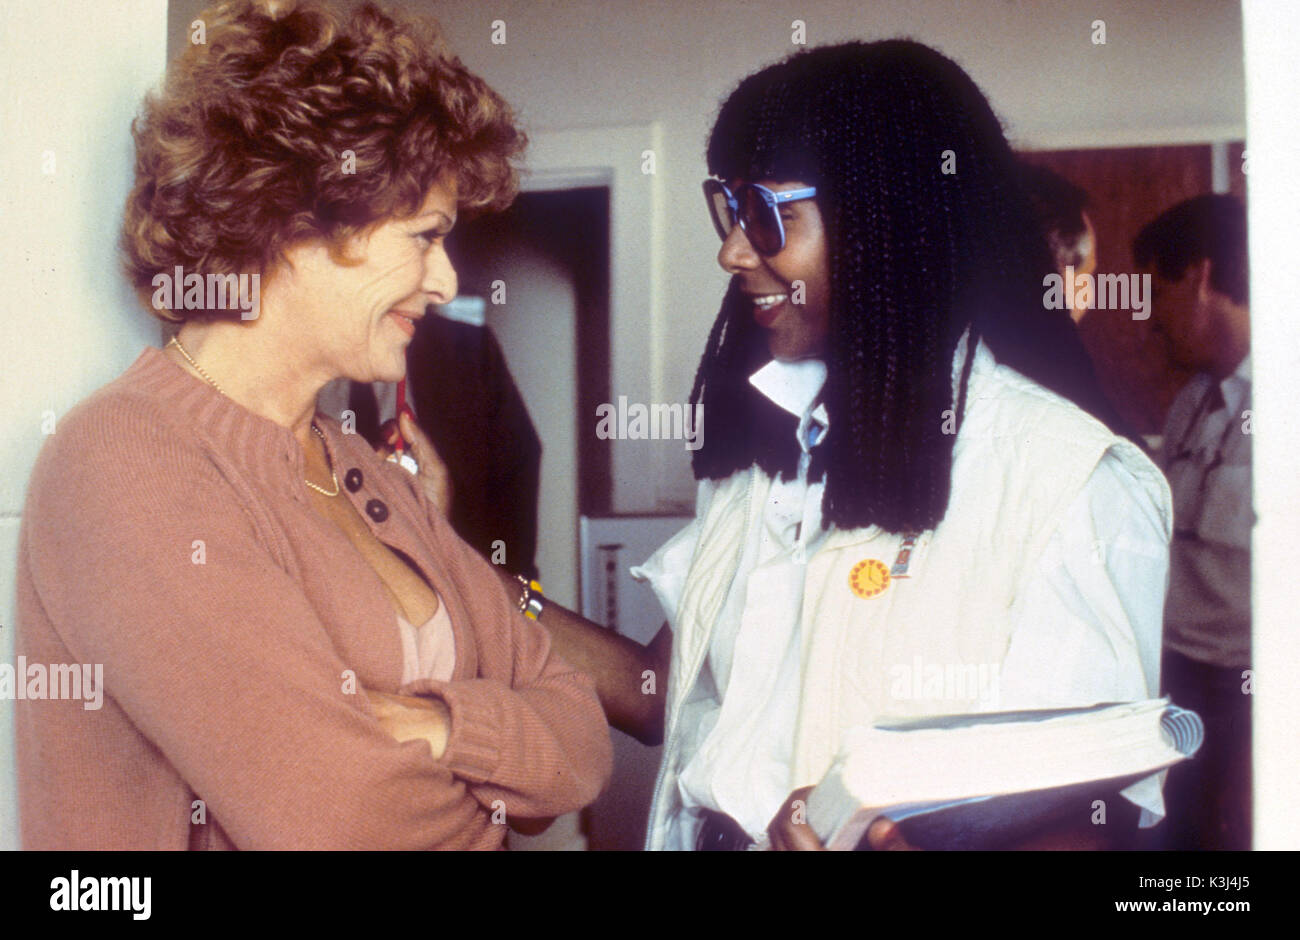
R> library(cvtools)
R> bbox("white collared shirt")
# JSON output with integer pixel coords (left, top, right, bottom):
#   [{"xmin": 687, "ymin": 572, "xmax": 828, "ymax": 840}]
[
  {"xmin": 647, "ymin": 354, "xmax": 1169, "ymax": 846},
  {"xmin": 1158, "ymin": 355, "xmax": 1252, "ymax": 667},
  {"xmin": 670, "ymin": 359, "xmax": 831, "ymax": 841}
]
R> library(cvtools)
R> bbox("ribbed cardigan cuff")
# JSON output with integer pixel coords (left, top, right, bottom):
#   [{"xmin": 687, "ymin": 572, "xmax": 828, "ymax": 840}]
[{"xmin": 401, "ymin": 678, "xmax": 502, "ymax": 784}]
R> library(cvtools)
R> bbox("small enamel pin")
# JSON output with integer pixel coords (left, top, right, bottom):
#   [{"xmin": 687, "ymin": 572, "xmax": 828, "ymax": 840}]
[
  {"xmin": 849, "ymin": 558, "xmax": 891, "ymax": 599},
  {"xmin": 890, "ymin": 529, "xmax": 921, "ymax": 579}
]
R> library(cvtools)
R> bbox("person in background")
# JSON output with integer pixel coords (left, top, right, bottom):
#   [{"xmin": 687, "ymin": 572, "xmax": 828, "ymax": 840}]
[
  {"xmin": 1133, "ymin": 193, "xmax": 1252, "ymax": 850},
  {"xmin": 1020, "ymin": 161, "xmax": 1097, "ymax": 324},
  {"xmin": 1019, "ymin": 161, "xmax": 1147, "ymax": 449}
]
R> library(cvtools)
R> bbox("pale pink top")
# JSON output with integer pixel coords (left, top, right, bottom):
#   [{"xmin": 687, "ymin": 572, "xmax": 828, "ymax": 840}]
[{"xmin": 396, "ymin": 597, "xmax": 456, "ymax": 686}]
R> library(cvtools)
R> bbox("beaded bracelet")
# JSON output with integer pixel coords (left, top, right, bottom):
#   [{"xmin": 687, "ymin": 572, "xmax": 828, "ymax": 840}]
[{"xmin": 514, "ymin": 574, "xmax": 546, "ymax": 621}]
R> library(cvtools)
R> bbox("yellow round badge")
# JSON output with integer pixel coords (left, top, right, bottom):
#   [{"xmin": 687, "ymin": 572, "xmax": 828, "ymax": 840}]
[{"xmin": 849, "ymin": 558, "xmax": 891, "ymax": 599}]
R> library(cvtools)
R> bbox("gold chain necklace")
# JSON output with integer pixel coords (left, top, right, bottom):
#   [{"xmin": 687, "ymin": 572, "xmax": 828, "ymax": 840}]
[
  {"xmin": 303, "ymin": 423, "xmax": 340, "ymax": 497},
  {"xmin": 168, "ymin": 336, "xmax": 339, "ymax": 497},
  {"xmin": 168, "ymin": 335, "xmax": 224, "ymax": 394}
]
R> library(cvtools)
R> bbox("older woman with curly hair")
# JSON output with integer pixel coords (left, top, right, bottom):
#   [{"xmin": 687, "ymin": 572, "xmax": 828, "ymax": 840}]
[{"xmin": 14, "ymin": 0, "xmax": 610, "ymax": 850}]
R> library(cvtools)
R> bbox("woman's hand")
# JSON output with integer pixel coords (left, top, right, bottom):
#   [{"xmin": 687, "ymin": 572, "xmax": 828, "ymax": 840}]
[
  {"xmin": 766, "ymin": 786, "xmax": 919, "ymax": 850},
  {"xmin": 366, "ymin": 689, "xmax": 558, "ymax": 835},
  {"xmin": 366, "ymin": 689, "xmax": 451, "ymax": 761},
  {"xmin": 376, "ymin": 410, "xmax": 453, "ymax": 517}
]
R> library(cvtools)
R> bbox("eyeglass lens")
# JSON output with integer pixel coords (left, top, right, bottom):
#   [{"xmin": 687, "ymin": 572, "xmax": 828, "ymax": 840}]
[
  {"xmin": 707, "ymin": 186, "xmax": 734, "ymax": 241},
  {"xmin": 705, "ymin": 183, "xmax": 782, "ymax": 255},
  {"xmin": 737, "ymin": 186, "xmax": 780, "ymax": 254}
]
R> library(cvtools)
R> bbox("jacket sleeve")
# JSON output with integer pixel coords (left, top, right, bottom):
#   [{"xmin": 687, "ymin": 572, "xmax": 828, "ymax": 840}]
[
  {"xmin": 999, "ymin": 448, "xmax": 1169, "ymax": 707},
  {"xmin": 998, "ymin": 448, "xmax": 1172, "ymax": 826},
  {"xmin": 24, "ymin": 404, "xmax": 499, "ymax": 849},
  {"xmin": 628, "ymin": 478, "xmax": 715, "ymax": 633},
  {"xmin": 401, "ymin": 463, "xmax": 613, "ymax": 819}
]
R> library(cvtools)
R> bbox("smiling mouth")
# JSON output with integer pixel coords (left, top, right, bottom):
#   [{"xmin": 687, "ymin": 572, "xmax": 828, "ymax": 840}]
[
  {"xmin": 388, "ymin": 310, "xmax": 422, "ymax": 337},
  {"xmin": 746, "ymin": 292, "xmax": 788, "ymax": 328},
  {"xmin": 749, "ymin": 292, "xmax": 787, "ymax": 310}
]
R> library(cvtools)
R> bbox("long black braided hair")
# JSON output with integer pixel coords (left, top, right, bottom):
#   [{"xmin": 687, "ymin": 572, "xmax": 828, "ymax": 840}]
[{"xmin": 689, "ymin": 39, "xmax": 1128, "ymax": 534}]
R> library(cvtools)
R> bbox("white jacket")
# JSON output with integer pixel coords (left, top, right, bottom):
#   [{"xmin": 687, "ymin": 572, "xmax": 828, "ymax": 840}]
[{"xmin": 642, "ymin": 338, "xmax": 1173, "ymax": 850}]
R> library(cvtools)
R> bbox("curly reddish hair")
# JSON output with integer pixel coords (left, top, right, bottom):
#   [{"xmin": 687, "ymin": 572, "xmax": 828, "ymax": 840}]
[{"xmin": 122, "ymin": 0, "xmax": 525, "ymax": 322}]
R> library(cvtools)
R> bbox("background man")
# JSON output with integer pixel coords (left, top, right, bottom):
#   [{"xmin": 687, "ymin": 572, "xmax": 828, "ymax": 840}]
[{"xmin": 1134, "ymin": 193, "xmax": 1252, "ymax": 850}]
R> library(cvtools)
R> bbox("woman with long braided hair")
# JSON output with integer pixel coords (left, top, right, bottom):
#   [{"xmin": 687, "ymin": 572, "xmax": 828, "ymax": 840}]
[
  {"xmin": 689, "ymin": 40, "xmax": 1134, "ymax": 533},
  {"xmin": 536, "ymin": 39, "xmax": 1173, "ymax": 851}
]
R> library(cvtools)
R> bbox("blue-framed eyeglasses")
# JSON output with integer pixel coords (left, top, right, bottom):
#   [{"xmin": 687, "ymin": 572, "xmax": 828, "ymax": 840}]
[{"xmin": 702, "ymin": 179, "xmax": 818, "ymax": 256}]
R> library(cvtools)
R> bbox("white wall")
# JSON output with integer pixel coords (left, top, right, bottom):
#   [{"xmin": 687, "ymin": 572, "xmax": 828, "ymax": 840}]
[
  {"xmin": 1242, "ymin": 0, "xmax": 1300, "ymax": 851},
  {"xmin": 0, "ymin": 0, "xmax": 170, "ymax": 849}
]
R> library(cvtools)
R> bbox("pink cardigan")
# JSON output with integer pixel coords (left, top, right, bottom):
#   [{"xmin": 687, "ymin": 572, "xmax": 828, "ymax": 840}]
[{"xmin": 15, "ymin": 346, "xmax": 612, "ymax": 849}]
